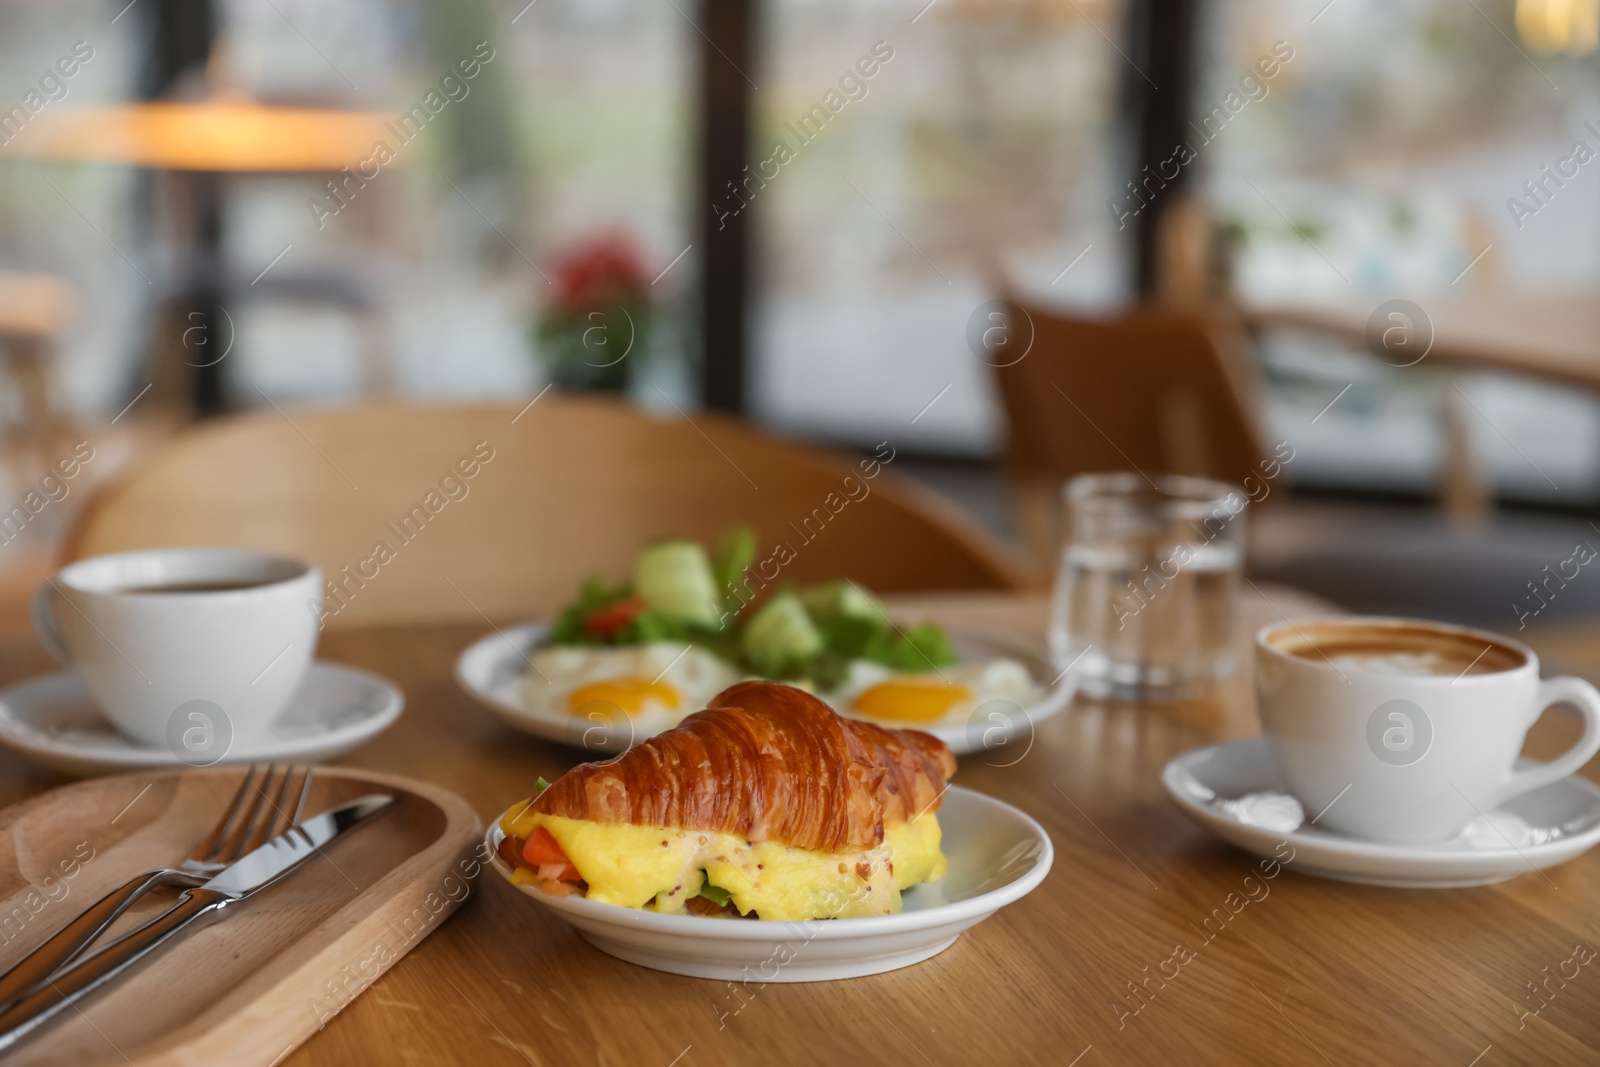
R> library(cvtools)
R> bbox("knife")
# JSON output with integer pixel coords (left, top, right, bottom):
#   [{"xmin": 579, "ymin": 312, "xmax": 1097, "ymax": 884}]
[{"xmin": 0, "ymin": 793, "xmax": 393, "ymax": 1052}]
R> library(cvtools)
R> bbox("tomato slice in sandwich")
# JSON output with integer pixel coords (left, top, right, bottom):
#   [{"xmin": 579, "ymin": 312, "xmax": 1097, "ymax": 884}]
[{"xmin": 522, "ymin": 826, "xmax": 582, "ymax": 882}]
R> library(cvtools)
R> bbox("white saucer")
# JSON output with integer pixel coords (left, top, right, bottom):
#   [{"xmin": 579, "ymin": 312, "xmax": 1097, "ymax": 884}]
[
  {"xmin": 1163, "ymin": 738, "xmax": 1600, "ymax": 888},
  {"xmin": 0, "ymin": 663, "xmax": 404, "ymax": 777},
  {"xmin": 455, "ymin": 621, "xmax": 1073, "ymax": 756},
  {"xmin": 485, "ymin": 784, "xmax": 1052, "ymax": 981}
]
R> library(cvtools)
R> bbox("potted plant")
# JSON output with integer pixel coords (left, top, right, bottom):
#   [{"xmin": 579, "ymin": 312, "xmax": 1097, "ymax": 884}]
[{"xmin": 536, "ymin": 232, "xmax": 654, "ymax": 392}]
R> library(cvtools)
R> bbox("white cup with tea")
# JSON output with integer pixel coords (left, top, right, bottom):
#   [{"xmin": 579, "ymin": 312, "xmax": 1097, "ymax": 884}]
[
  {"xmin": 1255, "ymin": 616, "xmax": 1600, "ymax": 844},
  {"xmin": 31, "ymin": 548, "xmax": 322, "ymax": 758}
]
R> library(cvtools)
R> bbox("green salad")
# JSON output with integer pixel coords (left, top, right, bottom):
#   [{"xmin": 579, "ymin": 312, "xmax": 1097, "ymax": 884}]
[{"xmin": 548, "ymin": 527, "xmax": 957, "ymax": 692}]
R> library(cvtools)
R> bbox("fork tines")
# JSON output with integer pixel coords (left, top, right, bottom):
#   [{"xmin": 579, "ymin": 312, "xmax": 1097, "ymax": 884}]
[{"xmin": 196, "ymin": 764, "xmax": 315, "ymax": 866}]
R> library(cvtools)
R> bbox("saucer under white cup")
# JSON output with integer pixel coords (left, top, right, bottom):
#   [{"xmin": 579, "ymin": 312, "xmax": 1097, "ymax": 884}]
[
  {"xmin": 0, "ymin": 662, "xmax": 403, "ymax": 777},
  {"xmin": 1255, "ymin": 616, "xmax": 1600, "ymax": 844},
  {"xmin": 31, "ymin": 547, "xmax": 322, "ymax": 754},
  {"xmin": 1164, "ymin": 737, "xmax": 1600, "ymax": 888}
]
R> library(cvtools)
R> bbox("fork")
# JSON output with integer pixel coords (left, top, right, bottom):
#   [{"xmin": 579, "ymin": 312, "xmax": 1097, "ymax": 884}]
[{"xmin": 0, "ymin": 763, "xmax": 313, "ymax": 1010}]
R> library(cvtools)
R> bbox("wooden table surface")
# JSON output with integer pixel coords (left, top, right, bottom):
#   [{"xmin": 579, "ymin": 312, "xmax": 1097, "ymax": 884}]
[
  {"xmin": 1244, "ymin": 289, "xmax": 1600, "ymax": 392},
  {"xmin": 1, "ymin": 588, "xmax": 1598, "ymax": 1066}
]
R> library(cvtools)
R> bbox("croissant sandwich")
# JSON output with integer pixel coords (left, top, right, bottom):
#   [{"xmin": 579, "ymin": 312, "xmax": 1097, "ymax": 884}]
[{"xmin": 497, "ymin": 680, "xmax": 956, "ymax": 920}]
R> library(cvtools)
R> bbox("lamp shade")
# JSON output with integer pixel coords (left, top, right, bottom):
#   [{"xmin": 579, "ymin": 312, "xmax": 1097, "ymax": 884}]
[{"xmin": 0, "ymin": 102, "xmax": 395, "ymax": 172}]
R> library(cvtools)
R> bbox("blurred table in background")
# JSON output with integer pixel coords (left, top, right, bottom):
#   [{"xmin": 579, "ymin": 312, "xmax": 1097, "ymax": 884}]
[
  {"xmin": 1246, "ymin": 288, "xmax": 1600, "ymax": 521},
  {"xmin": 0, "ymin": 100, "xmax": 395, "ymax": 415},
  {"xmin": 1245, "ymin": 289, "xmax": 1600, "ymax": 390}
]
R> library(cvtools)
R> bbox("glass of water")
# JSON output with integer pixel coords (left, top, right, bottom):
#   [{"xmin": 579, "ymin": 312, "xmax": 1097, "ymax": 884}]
[{"xmin": 1050, "ymin": 473, "xmax": 1246, "ymax": 700}]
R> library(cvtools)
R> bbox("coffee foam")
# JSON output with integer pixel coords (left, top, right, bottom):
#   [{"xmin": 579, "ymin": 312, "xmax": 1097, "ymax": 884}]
[{"xmin": 1266, "ymin": 621, "xmax": 1525, "ymax": 678}]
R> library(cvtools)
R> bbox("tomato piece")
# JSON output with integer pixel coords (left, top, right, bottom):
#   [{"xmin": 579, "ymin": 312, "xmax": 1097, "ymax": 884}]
[
  {"xmin": 583, "ymin": 597, "xmax": 646, "ymax": 639},
  {"xmin": 522, "ymin": 827, "xmax": 581, "ymax": 881}
]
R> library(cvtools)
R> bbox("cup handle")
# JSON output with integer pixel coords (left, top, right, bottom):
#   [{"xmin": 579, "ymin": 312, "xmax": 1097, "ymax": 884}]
[
  {"xmin": 1493, "ymin": 676, "xmax": 1600, "ymax": 807},
  {"xmin": 29, "ymin": 582, "xmax": 70, "ymax": 666}
]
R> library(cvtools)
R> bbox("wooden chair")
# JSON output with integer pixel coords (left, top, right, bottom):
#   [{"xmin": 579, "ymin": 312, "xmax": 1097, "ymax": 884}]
[
  {"xmin": 0, "ymin": 271, "xmax": 75, "ymax": 451},
  {"xmin": 991, "ymin": 299, "xmax": 1270, "ymax": 568},
  {"xmin": 63, "ymin": 397, "xmax": 1028, "ymax": 626}
]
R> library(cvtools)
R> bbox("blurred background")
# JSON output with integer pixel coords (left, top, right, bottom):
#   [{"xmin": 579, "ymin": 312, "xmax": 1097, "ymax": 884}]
[{"xmin": 2, "ymin": 0, "xmax": 1600, "ymax": 640}]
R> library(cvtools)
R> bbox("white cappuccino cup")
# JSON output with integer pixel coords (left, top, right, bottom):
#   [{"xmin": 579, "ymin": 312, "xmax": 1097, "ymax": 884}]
[
  {"xmin": 1255, "ymin": 616, "xmax": 1600, "ymax": 844},
  {"xmin": 31, "ymin": 548, "xmax": 322, "ymax": 759}
]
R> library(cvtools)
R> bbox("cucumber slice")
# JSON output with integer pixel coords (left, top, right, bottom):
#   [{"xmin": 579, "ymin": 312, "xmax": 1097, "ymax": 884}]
[
  {"xmin": 634, "ymin": 541, "xmax": 720, "ymax": 627},
  {"xmin": 799, "ymin": 579, "xmax": 886, "ymax": 625},
  {"xmin": 743, "ymin": 591, "xmax": 824, "ymax": 674}
]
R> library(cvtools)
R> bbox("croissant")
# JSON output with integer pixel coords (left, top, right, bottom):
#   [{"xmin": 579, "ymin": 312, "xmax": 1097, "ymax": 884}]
[
  {"xmin": 499, "ymin": 681, "xmax": 956, "ymax": 919},
  {"xmin": 532, "ymin": 680, "xmax": 955, "ymax": 850}
]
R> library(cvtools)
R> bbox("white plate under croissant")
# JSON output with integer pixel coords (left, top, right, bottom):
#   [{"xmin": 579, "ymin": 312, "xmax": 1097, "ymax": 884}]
[
  {"xmin": 483, "ymin": 681, "xmax": 1051, "ymax": 980},
  {"xmin": 486, "ymin": 784, "xmax": 1052, "ymax": 981}
]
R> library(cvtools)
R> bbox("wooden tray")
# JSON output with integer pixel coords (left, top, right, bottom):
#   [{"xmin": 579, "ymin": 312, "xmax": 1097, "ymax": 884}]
[{"xmin": 0, "ymin": 766, "xmax": 482, "ymax": 1065}]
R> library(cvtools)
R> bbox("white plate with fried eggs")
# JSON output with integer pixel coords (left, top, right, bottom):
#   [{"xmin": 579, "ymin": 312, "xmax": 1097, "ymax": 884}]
[{"xmin": 455, "ymin": 622, "xmax": 1073, "ymax": 755}]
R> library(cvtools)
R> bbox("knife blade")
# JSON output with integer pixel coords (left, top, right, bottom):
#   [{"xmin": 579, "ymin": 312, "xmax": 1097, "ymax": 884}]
[
  {"xmin": 202, "ymin": 792, "xmax": 392, "ymax": 898},
  {"xmin": 0, "ymin": 793, "xmax": 394, "ymax": 1051}
]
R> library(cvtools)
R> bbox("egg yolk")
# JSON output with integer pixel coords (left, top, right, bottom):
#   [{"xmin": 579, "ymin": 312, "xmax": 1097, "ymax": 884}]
[
  {"xmin": 567, "ymin": 678, "xmax": 682, "ymax": 717},
  {"xmin": 853, "ymin": 680, "xmax": 972, "ymax": 722}
]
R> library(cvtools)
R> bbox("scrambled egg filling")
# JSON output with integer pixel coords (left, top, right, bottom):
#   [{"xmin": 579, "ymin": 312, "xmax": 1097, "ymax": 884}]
[{"xmin": 500, "ymin": 807, "xmax": 947, "ymax": 920}]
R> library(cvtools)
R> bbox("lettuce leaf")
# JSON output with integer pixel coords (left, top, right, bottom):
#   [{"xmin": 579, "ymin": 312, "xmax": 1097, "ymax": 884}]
[
  {"xmin": 802, "ymin": 617, "xmax": 957, "ymax": 690},
  {"xmin": 712, "ymin": 526, "xmax": 757, "ymax": 620},
  {"xmin": 695, "ymin": 879, "xmax": 733, "ymax": 906},
  {"xmin": 542, "ymin": 530, "xmax": 958, "ymax": 693},
  {"xmin": 549, "ymin": 575, "xmax": 632, "ymax": 644},
  {"xmin": 877, "ymin": 623, "xmax": 959, "ymax": 672}
]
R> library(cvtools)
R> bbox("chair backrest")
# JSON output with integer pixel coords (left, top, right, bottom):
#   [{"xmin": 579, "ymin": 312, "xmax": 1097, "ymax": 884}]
[
  {"xmin": 65, "ymin": 398, "xmax": 1027, "ymax": 626},
  {"xmin": 991, "ymin": 300, "xmax": 1269, "ymax": 565},
  {"xmin": 0, "ymin": 271, "xmax": 77, "ymax": 450},
  {"xmin": 0, "ymin": 271, "xmax": 73, "ymax": 343}
]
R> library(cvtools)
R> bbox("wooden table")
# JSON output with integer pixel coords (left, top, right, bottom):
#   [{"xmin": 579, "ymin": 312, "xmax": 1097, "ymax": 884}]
[
  {"xmin": 1245, "ymin": 289, "xmax": 1600, "ymax": 391},
  {"xmin": 1246, "ymin": 289, "xmax": 1600, "ymax": 516},
  {"xmin": 0, "ymin": 587, "xmax": 1597, "ymax": 1065}
]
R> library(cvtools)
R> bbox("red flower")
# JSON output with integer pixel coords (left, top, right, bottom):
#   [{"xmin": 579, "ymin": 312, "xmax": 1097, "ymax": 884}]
[{"xmin": 547, "ymin": 232, "xmax": 652, "ymax": 313}]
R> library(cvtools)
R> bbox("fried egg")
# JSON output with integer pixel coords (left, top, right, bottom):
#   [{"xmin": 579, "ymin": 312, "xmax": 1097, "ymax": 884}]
[
  {"xmin": 830, "ymin": 658, "xmax": 1041, "ymax": 727},
  {"xmin": 522, "ymin": 642, "xmax": 740, "ymax": 736},
  {"xmin": 500, "ymin": 805, "xmax": 946, "ymax": 919}
]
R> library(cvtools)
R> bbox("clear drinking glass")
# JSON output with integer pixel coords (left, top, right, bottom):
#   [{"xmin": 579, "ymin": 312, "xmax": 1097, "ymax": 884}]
[{"xmin": 1050, "ymin": 473, "xmax": 1246, "ymax": 700}]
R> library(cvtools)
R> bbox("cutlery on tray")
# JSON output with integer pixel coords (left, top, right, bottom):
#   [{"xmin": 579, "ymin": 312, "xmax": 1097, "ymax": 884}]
[
  {"xmin": 0, "ymin": 765, "xmax": 393, "ymax": 1050},
  {"xmin": 0, "ymin": 764, "xmax": 313, "ymax": 1008}
]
